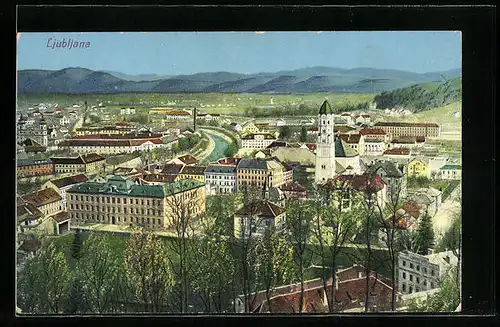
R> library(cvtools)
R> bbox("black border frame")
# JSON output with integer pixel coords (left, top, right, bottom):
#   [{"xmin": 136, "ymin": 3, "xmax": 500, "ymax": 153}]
[{"xmin": 2, "ymin": 3, "xmax": 497, "ymax": 327}]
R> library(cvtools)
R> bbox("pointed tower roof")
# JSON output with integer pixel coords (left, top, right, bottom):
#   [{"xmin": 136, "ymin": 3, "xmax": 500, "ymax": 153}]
[{"xmin": 319, "ymin": 100, "xmax": 332, "ymax": 115}]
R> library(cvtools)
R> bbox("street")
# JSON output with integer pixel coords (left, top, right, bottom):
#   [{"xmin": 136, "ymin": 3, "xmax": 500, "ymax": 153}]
[{"xmin": 432, "ymin": 182, "xmax": 461, "ymax": 242}]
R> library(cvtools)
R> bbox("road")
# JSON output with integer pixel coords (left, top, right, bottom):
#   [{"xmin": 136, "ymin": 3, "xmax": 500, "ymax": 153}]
[{"xmin": 432, "ymin": 181, "xmax": 461, "ymax": 242}]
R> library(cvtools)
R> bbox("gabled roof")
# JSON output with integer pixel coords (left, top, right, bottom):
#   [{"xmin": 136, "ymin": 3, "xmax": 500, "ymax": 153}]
[
  {"xmin": 178, "ymin": 154, "xmax": 198, "ymax": 165},
  {"xmin": 142, "ymin": 174, "xmax": 178, "ymax": 183},
  {"xmin": 236, "ymin": 200, "xmax": 285, "ymax": 218},
  {"xmin": 279, "ymin": 182, "xmax": 307, "ymax": 193},
  {"xmin": 319, "ymin": 100, "xmax": 332, "ymax": 115},
  {"xmin": 51, "ymin": 211, "xmax": 70, "ymax": 223},
  {"xmin": 237, "ymin": 158, "xmax": 269, "ymax": 170},
  {"xmin": 180, "ymin": 165, "xmax": 207, "ymax": 175},
  {"xmin": 440, "ymin": 164, "xmax": 461, "ymax": 170},
  {"xmin": 50, "ymin": 153, "xmax": 105, "ymax": 165},
  {"xmin": 49, "ymin": 174, "xmax": 89, "ymax": 188},
  {"xmin": 22, "ymin": 188, "xmax": 62, "ymax": 207},
  {"xmin": 335, "ymin": 137, "xmax": 359, "ymax": 157},
  {"xmin": 366, "ymin": 160, "xmax": 404, "ymax": 178},
  {"xmin": 17, "ymin": 202, "xmax": 43, "ymax": 222},
  {"xmin": 360, "ymin": 128, "xmax": 387, "ymax": 136},
  {"xmin": 340, "ymin": 133, "xmax": 362, "ymax": 144},
  {"xmin": 161, "ymin": 163, "xmax": 185, "ymax": 175}
]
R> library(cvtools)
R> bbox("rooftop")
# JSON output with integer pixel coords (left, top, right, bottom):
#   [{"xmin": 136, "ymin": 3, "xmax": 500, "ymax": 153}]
[
  {"xmin": 319, "ymin": 100, "xmax": 333, "ymax": 115},
  {"xmin": 50, "ymin": 153, "xmax": 105, "ymax": 165},
  {"xmin": 22, "ymin": 188, "xmax": 62, "ymax": 207},
  {"xmin": 236, "ymin": 200, "xmax": 285, "ymax": 218},
  {"xmin": 49, "ymin": 174, "xmax": 89, "ymax": 188},
  {"xmin": 374, "ymin": 122, "xmax": 439, "ymax": 128}
]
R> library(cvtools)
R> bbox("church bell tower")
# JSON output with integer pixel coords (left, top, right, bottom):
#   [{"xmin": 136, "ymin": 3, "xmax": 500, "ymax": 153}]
[{"xmin": 314, "ymin": 100, "xmax": 336, "ymax": 183}]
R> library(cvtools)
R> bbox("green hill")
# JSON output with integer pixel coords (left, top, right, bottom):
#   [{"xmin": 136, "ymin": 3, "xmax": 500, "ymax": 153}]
[{"xmin": 373, "ymin": 77, "xmax": 462, "ymax": 112}]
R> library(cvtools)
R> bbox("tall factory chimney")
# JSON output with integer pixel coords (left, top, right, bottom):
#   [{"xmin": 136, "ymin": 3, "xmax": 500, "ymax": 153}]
[{"xmin": 193, "ymin": 107, "xmax": 197, "ymax": 132}]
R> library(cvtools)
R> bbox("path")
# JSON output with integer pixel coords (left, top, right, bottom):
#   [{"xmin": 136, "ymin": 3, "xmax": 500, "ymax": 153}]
[{"xmin": 432, "ymin": 182, "xmax": 461, "ymax": 242}]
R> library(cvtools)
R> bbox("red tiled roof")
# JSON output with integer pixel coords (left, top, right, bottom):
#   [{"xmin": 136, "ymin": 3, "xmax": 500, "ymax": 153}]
[
  {"xmin": 306, "ymin": 143, "xmax": 317, "ymax": 151},
  {"xmin": 374, "ymin": 122, "xmax": 439, "ymax": 128},
  {"xmin": 161, "ymin": 164, "xmax": 185, "ymax": 175},
  {"xmin": 178, "ymin": 154, "xmax": 199, "ymax": 165},
  {"xmin": 383, "ymin": 149, "xmax": 410, "ymax": 155},
  {"xmin": 51, "ymin": 211, "xmax": 70, "ymax": 223},
  {"xmin": 217, "ymin": 157, "xmax": 241, "ymax": 166},
  {"xmin": 324, "ymin": 174, "xmax": 386, "ymax": 193},
  {"xmin": 360, "ymin": 128, "xmax": 387, "ymax": 135},
  {"xmin": 22, "ymin": 188, "xmax": 62, "ymax": 207},
  {"xmin": 401, "ymin": 201, "xmax": 421, "ymax": 219}
]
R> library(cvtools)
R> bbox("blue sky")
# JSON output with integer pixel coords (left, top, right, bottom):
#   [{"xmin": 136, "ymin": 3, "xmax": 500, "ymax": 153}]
[{"xmin": 17, "ymin": 31, "xmax": 461, "ymax": 75}]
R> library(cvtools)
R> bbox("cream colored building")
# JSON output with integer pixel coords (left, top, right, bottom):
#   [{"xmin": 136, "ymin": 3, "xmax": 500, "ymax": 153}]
[
  {"xmin": 67, "ymin": 175, "xmax": 205, "ymax": 229},
  {"xmin": 51, "ymin": 153, "xmax": 105, "ymax": 175}
]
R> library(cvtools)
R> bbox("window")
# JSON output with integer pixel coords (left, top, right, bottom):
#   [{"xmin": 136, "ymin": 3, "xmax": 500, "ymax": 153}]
[
  {"xmin": 409, "ymin": 286, "xmax": 413, "ymax": 293},
  {"xmin": 431, "ymin": 270, "xmax": 435, "ymax": 276},
  {"xmin": 431, "ymin": 282, "xmax": 435, "ymax": 288},
  {"xmin": 416, "ymin": 277, "xmax": 420, "ymax": 284},
  {"xmin": 416, "ymin": 265, "xmax": 420, "ymax": 271},
  {"xmin": 410, "ymin": 263, "xmax": 414, "ymax": 269},
  {"xmin": 423, "ymin": 267, "xmax": 427, "ymax": 274},
  {"xmin": 402, "ymin": 272, "xmax": 406, "ymax": 279},
  {"xmin": 409, "ymin": 275, "xmax": 413, "ymax": 281},
  {"xmin": 423, "ymin": 280, "xmax": 427, "ymax": 286}
]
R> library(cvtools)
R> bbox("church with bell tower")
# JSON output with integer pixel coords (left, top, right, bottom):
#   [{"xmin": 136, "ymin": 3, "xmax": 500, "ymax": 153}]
[{"xmin": 314, "ymin": 100, "xmax": 336, "ymax": 183}]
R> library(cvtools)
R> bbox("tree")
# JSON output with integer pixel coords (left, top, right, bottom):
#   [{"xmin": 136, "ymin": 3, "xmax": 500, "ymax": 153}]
[
  {"xmin": 164, "ymin": 187, "xmax": 200, "ymax": 313},
  {"xmin": 311, "ymin": 182, "xmax": 359, "ymax": 312},
  {"xmin": 77, "ymin": 233, "xmax": 120, "ymax": 313},
  {"xmin": 279, "ymin": 126, "xmax": 292, "ymax": 140},
  {"xmin": 285, "ymin": 199, "xmax": 314, "ymax": 313},
  {"xmin": 71, "ymin": 228, "xmax": 83, "ymax": 260},
  {"xmin": 18, "ymin": 242, "xmax": 70, "ymax": 314},
  {"xmin": 65, "ymin": 276, "xmax": 88, "ymax": 314},
  {"xmin": 256, "ymin": 229, "xmax": 294, "ymax": 312},
  {"xmin": 124, "ymin": 230, "xmax": 174, "ymax": 313},
  {"xmin": 415, "ymin": 209, "xmax": 435, "ymax": 255},
  {"xmin": 407, "ymin": 266, "xmax": 460, "ymax": 312},
  {"xmin": 299, "ymin": 125, "xmax": 308, "ymax": 143}
]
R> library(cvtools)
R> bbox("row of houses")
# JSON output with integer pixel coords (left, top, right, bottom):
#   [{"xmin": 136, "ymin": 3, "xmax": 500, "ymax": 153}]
[{"xmin": 17, "ymin": 153, "xmax": 106, "ymax": 178}]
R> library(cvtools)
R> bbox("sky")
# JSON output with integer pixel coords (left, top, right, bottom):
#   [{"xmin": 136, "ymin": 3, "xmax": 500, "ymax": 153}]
[{"xmin": 17, "ymin": 31, "xmax": 461, "ymax": 76}]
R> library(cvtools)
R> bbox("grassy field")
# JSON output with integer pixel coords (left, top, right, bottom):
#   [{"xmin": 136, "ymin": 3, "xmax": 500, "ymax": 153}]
[{"xmin": 18, "ymin": 92, "xmax": 375, "ymax": 117}]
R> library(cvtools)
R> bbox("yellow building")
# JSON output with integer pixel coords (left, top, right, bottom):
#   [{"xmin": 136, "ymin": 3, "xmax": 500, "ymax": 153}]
[
  {"xmin": 178, "ymin": 165, "xmax": 207, "ymax": 183},
  {"xmin": 241, "ymin": 122, "xmax": 260, "ymax": 135},
  {"xmin": 236, "ymin": 158, "xmax": 286, "ymax": 191},
  {"xmin": 50, "ymin": 153, "xmax": 105, "ymax": 175},
  {"xmin": 408, "ymin": 157, "xmax": 431, "ymax": 179},
  {"xmin": 74, "ymin": 126, "xmax": 134, "ymax": 136},
  {"xmin": 67, "ymin": 176, "xmax": 205, "ymax": 229}
]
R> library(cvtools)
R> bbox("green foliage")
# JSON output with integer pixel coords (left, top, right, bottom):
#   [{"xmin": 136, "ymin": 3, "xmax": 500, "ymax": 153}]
[
  {"xmin": 436, "ymin": 214, "xmax": 461, "ymax": 253},
  {"xmin": 415, "ymin": 212, "xmax": 435, "ymax": 255},
  {"xmin": 128, "ymin": 113, "xmax": 149, "ymax": 124},
  {"xmin": 178, "ymin": 134, "xmax": 202, "ymax": 151},
  {"xmin": 71, "ymin": 229, "xmax": 83, "ymax": 260},
  {"xmin": 65, "ymin": 276, "xmax": 89, "ymax": 314},
  {"xmin": 88, "ymin": 114, "xmax": 102, "ymax": 125},
  {"xmin": 300, "ymin": 125, "xmax": 308, "ymax": 142},
  {"xmin": 279, "ymin": 126, "xmax": 292, "ymax": 140},
  {"xmin": 124, "ymin": 231, "xmax": 174, "ymax": 312},
  {"xmin": 374, "ymin": 78, "xmax": 462, "ymax": 112},
  {"xmin": 407, "ymin": 266, "xmax": 460, "ymax": 312},
  {"xmin": 77, "ymin": 233, "xmax": 121, "ymax": 313},
  {"xmin": 407, "ymin": 176, "xmax": 431, "ymax": 188},
  {"xmin": 205, "ymin": 195, "xmax": 236, "ymax": 236},
  {"xmin": 224, "ymin": 142, "xmax": 238, "ymax": 157}
]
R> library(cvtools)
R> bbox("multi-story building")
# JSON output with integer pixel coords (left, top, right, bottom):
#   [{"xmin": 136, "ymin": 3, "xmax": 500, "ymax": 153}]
[
  {"xmin": 366, "ymin": 160, "xmax": 407, "ymax": 201},
  {"xmin": 279, "ymin": 181, "xmax": 307, "ymax": 200},
  {"xmin": 178, "ymin": 165, "xmax": 206, "ymax": 183},
  {"xmin": 120, "ymin": 107, "xmax": 136, "ymax": 115},
  {"xmin": 408, "ymin": 157, "xmax": 431, "ymax": 179},
  {"xmin": 359, "ymin": 128, "xmax": 390, "ymax": 143},
  {"xmin": 397, "ymin": 250, "xmax": 458, "ymax": 295},
  {"xmin": 17, "ymin": 115, "xmax": 49, "ymax": 146},
  {"xmin": 390, "ymin": 136, "xmax": 426, "ymax": 149},
  {"xmin": 22, "ymin": 188, "xmax": 63, "ymax": 217},
  {"xmin": 383, "ymin": 148, "xmax": 412, "ymax": 160},
  {"xmin": 373, "ymin": 122, "xmax": 440, "ymax": 138},
  {"xmin": 67, "ymin": 175, "xmax": 205, "ymax": 229},
  {"xmin": 241, "ymin": 133, "xmax": 277, "ymax": 149},
  {"xmin": 233, "ymin": 200, "xmax": 286, "ymax": 239},
  {"xmin": 364, "ymin": 139, "xmax": 387, "ymax": 155},
  {"xmin": 41, "ymin": 174, "xmax": 89, "ymax": 210},
  {"xmin": 50, "ymin": 153, "xmax": 106, "ymax": 175},
  {"xmin": 58, "ymin": 136, "xmax": 165, "ymax": 154},
  {"xmin": 17, "ymin": 158, "xmax": 54, "ymax": 178},
  {"xmin": 237, "ymin": 158, "xmax": 286, "ymax": 190},
  {"xmin": 204, "ymin": 164, "xmax": 238, "ymax": 195},
  {"xmin": 241, "ymin": 122, "xmax": 260, "ymax": 135},
  {"xmin": 149, "ymin": 109, "xmax": 192, "ymax": 120},
  {"xmin": 438, "ymin": 164, "xmax": 462, "ymax": 180},
  {"xmin": 74, "ymin": 125, "xmax": 135, "ymax": 136}
]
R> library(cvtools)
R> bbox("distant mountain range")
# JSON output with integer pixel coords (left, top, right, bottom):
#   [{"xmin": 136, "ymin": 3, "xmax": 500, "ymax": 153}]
[{"xmin": 17, "ymin": 66, "xmax": 461, "ymax": 94}]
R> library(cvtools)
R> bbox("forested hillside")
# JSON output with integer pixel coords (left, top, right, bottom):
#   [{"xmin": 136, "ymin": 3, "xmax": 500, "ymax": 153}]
[{"xmin": 373, "ymin": 77, "xmax": 461, "ymax": 112}]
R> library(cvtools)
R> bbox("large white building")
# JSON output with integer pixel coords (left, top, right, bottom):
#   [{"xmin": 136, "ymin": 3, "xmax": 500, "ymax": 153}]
[
  {"xmin": 241, "ymin": 133, "xmax": 277, "ymax": 149},
  {"xmin": 315, "ymin": 101, "xmax": 336, "ymax": 183},
  {"xmin": 204, "ymin": 164, "xmax": 238, "ymax": 194}
]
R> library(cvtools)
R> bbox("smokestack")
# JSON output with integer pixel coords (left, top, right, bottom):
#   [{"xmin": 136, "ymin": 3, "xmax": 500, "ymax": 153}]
[{"xmin": 193, "ymin": 107, "xmax": 197, "ymax": 132}]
